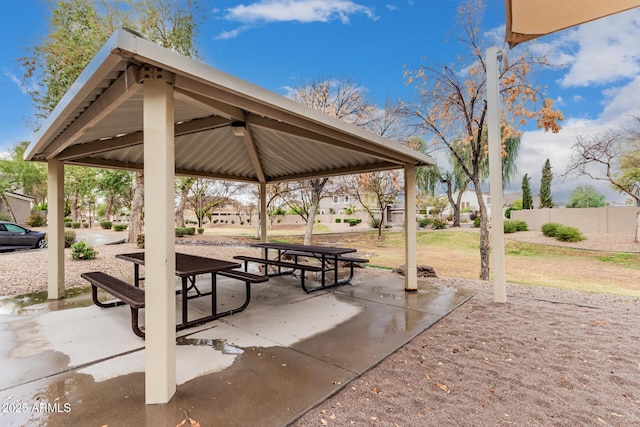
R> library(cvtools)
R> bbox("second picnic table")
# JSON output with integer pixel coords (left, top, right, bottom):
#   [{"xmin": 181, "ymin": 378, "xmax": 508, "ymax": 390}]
[{"xmin": 234, "ymin": 242, "xmax": 367, "ymax": 293}]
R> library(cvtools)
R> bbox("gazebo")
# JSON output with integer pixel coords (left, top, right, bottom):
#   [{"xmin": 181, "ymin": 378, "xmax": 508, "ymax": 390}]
[{"xmin": 24, "ymin": 29, "xmax": 433, "ymax": 404}]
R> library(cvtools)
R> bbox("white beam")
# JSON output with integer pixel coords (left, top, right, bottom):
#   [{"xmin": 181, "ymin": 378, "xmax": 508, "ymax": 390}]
[
  {"xmin": 404, "ymin": 164, "xmax": 417, "ymax": 291},
  {"xmin": 487, "ymin": 46, "xmax": 507, "ymax": 303},
  {"xmin": 47, "ymin": 160, "xmax": 65, "ymax": 299},
  {"xmin": 143, "ymin": 75, "xmax": 176, "ymax": 404},
  {"xmin": 242, "ymin": 125, "xmax": 266, "ymax": 183}
]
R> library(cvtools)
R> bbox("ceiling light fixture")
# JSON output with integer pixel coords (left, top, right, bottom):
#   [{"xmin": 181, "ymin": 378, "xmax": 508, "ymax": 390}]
[{"xmin": 231, "ymin": 121, "xmax": 246, "ymax": 137}]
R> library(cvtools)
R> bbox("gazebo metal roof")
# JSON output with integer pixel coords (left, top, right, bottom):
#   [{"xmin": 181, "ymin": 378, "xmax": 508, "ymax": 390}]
[{"xmin": 25, "ymin": 29, "xmax": 432, "ymax": 180}]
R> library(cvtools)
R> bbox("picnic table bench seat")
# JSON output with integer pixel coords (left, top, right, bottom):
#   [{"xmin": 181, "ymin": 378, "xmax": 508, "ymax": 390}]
[
  {"xmin": 233, "ymin": 255, "xmax": 324, "ymax": 272},
  {"xmin": 282, "ymin": 250, "xmax": 369, "ymax": 265},
  {"xmin": 82, "ymin": 268, "xmax": 268, "ymax": 338},
  {"xmin": 81, "ymin": 271, "xmax": 146, "ymax": 338}
]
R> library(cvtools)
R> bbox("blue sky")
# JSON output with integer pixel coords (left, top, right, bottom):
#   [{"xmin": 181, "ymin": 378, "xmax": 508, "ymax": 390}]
[{"xmin": 1, "ymin": 1, "xmax": 639, "ymax": 203}]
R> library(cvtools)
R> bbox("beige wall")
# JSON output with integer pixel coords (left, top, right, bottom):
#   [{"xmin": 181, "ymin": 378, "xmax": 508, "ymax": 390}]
[
  {"xmin": 511, "ymin": 207, "xmax": 640, "ymax": 234},
  {"xmin": 0, "ymin": 194, "xmax": 33, "ymax": 225}
]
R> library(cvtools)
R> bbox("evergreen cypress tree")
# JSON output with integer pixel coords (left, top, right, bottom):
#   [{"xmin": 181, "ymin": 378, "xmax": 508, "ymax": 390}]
[
  {"xmin": 539, "ymin": 159, "xmax": 553, "ymax": 208},
  {"xmin": 522, "ymin": 174, "xmax": 533, "ymax": 209}
]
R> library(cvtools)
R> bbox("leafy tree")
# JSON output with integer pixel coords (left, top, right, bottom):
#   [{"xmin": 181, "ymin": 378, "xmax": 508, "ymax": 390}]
[
  {"xmin": 521, "ymin": 174, "xmax": 533, "ymax": 209},
  {"xmin": 22, "ymin": 0, "xmax": 201, "ymax": 242},
  {"xmin": 565, "ymin": 116, "xmax": 640, "ymax": 205},
  {"xmin": 566, "ymin": 185, "xmax": 606, "ymax": 208},
  {"xmin": 0, "ymin": 142, "xmax": 48, "ymax": 221},
  {"xmin": 64, "ymin": 166, "xmax": 98, "ymax": 221},
  {"xmin": 539, "ymin": 159, "xmax": 553, "ymax": 208},
  {"xmin": 404, "ymin": 0, "xmax": 563, "ymax": 279},
  {"xmin": 97, "ymin": 169, "xmax": 132, "ymax": 219}
]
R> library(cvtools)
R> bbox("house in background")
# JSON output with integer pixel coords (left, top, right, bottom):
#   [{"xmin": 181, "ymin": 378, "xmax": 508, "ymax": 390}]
[
  {"xmin": 318, "ymin": 193, "xmax": 360, "ymax": 216},
  {"xmin": 0, "ymin": 192, "xmax": 35, "ymax": 225},
  {"xmin": 441, "ymin": 190, "xmax": 492, "ymax": 217}
]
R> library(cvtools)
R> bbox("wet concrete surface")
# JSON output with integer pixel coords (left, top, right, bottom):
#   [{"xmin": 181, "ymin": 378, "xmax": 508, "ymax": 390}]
[{"xmin": 0, "ymin": 271, "xmax": 475, "ymax": 426}]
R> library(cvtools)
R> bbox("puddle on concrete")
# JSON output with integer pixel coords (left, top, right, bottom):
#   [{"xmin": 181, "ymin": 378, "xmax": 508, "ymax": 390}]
[
  {"xmin": 176, "ymin": 337, "xmax": 244, "ymax": 355},
  {"xmin": 0, "ymin": 286, "xmax": 93, "ymax": 316}
]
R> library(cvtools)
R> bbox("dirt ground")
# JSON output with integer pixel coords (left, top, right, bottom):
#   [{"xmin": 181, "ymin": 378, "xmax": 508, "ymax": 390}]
[{"xmin": 291, "ymin": 279, "xmax": 640, "ymax": 427}]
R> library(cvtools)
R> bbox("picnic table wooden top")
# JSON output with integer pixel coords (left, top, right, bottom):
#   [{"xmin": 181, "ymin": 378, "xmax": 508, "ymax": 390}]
[
  {"xmin": 116, "ymin": 252, "xmax": 241, "ymax": 278},
  {"xmin": 250, "ymin": 242, "xmax": 357, "ymax": 256}
]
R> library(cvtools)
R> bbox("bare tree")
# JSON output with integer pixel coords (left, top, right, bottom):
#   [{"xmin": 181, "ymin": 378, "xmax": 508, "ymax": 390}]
[
  {"xmin": 290, "ymin": 77, "xmax": 374, "ymax": 244},
  {"xmin": 175, "ymin": 177, "xmax": 195, "ymax": 227},
  {"xmin": 565, "ymin": 119, "xmax": 640, "ymax": 205},
  {"xmin": 403, "ymin": 0, "xmax": 563, "ymax": 280},
  {"xmin": 341, "ymin": 171, "xmax": 402, "ymax": 238}
]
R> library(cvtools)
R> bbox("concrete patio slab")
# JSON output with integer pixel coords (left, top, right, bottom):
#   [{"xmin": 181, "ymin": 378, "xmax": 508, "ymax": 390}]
[{"xmin": 0, "ymin": 271, "xmax": 475, "ymax": 426}]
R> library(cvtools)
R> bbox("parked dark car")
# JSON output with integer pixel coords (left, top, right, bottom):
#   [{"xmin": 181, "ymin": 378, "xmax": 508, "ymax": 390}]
[{"xmin": 0, "ymin": 221, "xmax": 47, "ymax": 249}]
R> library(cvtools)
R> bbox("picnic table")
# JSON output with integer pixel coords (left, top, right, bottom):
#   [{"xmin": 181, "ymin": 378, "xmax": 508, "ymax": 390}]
[
  {"xmin": 83, "ymin": 252, "xmax": 266, "ymax": 337},
  {"xmin": 234, "ymin": 242, "xmax": 368, "ymax": 293}
]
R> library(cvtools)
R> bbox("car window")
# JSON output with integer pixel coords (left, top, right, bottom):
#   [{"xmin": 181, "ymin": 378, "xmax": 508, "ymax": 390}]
[
  {"xmin": 4, "ymin": 224, "xmax": 26, "ymax": 233},
  {"xmin": 0, "ymin": 224, "xmax": 6, "ymax": 231}
]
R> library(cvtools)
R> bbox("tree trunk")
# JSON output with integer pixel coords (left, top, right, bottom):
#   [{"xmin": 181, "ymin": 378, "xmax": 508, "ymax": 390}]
[
  {"xmin": 175, "ymin": 184, "xmax": 192, "ymax": 227},
  {"xmin": 473, "ymin": 179, "xmax": 490, "ymax": 280},
  {"xmin": 1, "ymin": 195, "xmax": 17, "ymax": 223},
  {"xmin": 128, "ymin": 172, "xmax": 144, "ymax": 244},
  {"xmin": 303, "ymin": 178, "xmax": 328, "ymax": 245},
  {"xmin": 378, "ymin": 207, "xmax": 384, "ymax": 239},
  {"xmin": 70, "ymin": 189, "xmax": 79, "ymax": 222},
  {"xmin": 104, "ymin": 195, "xmax": 114, "ymax": 220}
]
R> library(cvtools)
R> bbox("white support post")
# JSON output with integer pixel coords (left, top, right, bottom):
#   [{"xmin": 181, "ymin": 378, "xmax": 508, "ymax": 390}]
[
  {"xmin": 260, "ymin": 182, "xmax": 267, "ymax": 243},
  {"xmin": 47, "ymin": 159, "xmax": 64, "ymax": 300},
  {"xmin": 143, "ymin": 74, "xmax": 176, "ymax": 404},
  {"xmin": 404, "ymin": 164, "xmax": 417, "ymax": 291},
  {"xmin": 487, "ymin": 46, "xmax": 507, "ymax": 303}
]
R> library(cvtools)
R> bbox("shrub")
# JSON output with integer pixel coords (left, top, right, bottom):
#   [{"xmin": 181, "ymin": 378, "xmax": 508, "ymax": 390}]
[
  {"xmin": 335, "ymin": 218, "xmax": 341, "ymax": 223},
  {"xmin": 503, "ymin": 221, "xmax": 519, "ymax": 233},
  {"xmin": 349, "ymin": 219, "xmax": 359, "ymax": 226},
  {"xmin": 184, "ymin": 227, "xmax": 196, "ymax": 235},
  {"xmin": 70, "ymin": 241, "xmax": 97, "ymax": 260},
  {"xmin": 418, "ymin": 217, "xmax": 433, "ymax": 228},
  {"xmin": 555, "ymin": 225, "xmax": 584, "ymax": 242},
  {"xmin": 100, "ymin": 220, "xmax": 113, "ymax": 229},
  {"xmin": 175, "ymin": 228, "xmax": 185, "ymax": 237},
  {"xmin": 431, "ymin": 219, "xmax": 447, "ymax": 229},
  {"xmin": 82, "ymin": 223, "xmax": 89, "ymax": 228},
  {"xmin": 25, "ymin": 213, "xmax": 46, "ymax": 227},
  {"xmin": 473, "ymin": 217, "xmax": 481, "ymax": 228},
  {"xmin": 113, "ymin": 224, "xmax": 128, "ymax": 232},
  {"xmin": 136, "ymin": 233, "xmax": 145, "ymax": 249},
  {"xmin": 504, "ymin": 207, "xmax": 512, "ymax": 219},
  {"xmin": 504, "ymin": 220, "xmax": 528, "ymax": 233},
  {"xmin": 65, "ymin": 231, "xmax": 76, "ymax": 247},
  {"xmin": 197, "ymin": 228, "xmax": 204, "ymax": 234},
  {"xmin": 64, "ymin": 217, "xmax": 72, "ymax": 223},
  {"xmin": 70, "ymin": 222, "xmax": 81, "ymax": 229},
  {"xmin": 541, "ymin": 222, "xmax": 561, "ymax": 237},
  {"xmin": 370, "ymin": 218, "xmax": 381, "ymax": 229},
  {"xmin": 64, "ymin": 222, "xmax": 72, "ymax": 228},
  {"xmin": 514, "ymin": 220, "xmax": 528, "ymax": 231},
  {"xmin": 45, "ymin": 230, "xmax": 76, "ymax": 248}
]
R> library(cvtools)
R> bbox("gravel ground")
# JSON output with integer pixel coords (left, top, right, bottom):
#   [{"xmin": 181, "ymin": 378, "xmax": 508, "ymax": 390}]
[{"xmin": 1, "ymin": 228, "xmax": 638, "ymax": 309}]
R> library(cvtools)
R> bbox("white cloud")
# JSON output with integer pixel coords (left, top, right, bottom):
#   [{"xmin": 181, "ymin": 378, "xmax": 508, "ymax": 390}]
[
  {"xmin": 4, "ymin": 70, "xmax": 38, "ymax": 96},
  {"xmin": 552, "ymin": 9, "xmax": 640, "ymax": 87},
  {"xmin": 223, "ymin": 0, "xmax": 377, "ymax": 24}
]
